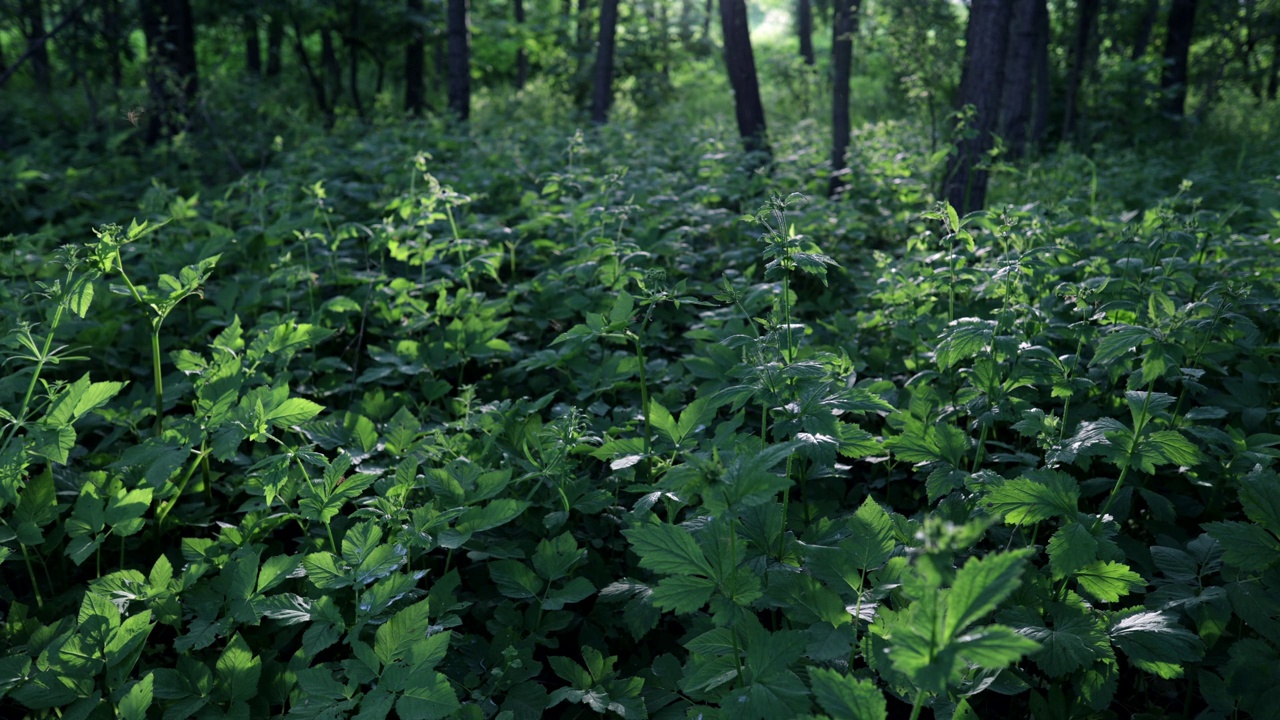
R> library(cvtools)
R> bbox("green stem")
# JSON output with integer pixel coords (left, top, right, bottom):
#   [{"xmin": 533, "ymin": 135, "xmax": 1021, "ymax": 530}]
[
  {"xmin": 155, "ymin": 442, "xmax": 209, "ymax": 532},
  {"xmin": 908, "ymin": 689, "xmax": 927, "ymax": 720},
  {"xmin": 151, "ymin": 320, "xmax": 165, "ymax": 433},
  {"xmin": 20, "ymin": 544, "xmax": 44, "ymax": 609},
  {"xmin": 0, "ymin": 269, "xmax": 73, "ymax": 452}
]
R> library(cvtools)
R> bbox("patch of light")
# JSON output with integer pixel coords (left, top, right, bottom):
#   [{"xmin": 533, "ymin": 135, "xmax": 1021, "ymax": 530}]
[{"xmin": 751, "ymin": 8, "xmax": 792, "ymax": 44}]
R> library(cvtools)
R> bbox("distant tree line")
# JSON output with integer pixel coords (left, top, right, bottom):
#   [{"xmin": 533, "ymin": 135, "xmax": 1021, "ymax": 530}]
[{"xmin": 2, "ymin": 0, "xmax": 1277, "ymax": 209}]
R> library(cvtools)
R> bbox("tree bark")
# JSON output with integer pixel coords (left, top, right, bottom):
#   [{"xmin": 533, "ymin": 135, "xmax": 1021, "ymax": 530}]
[
  {"xmin": 1269, "ymin": 30, "xmax": 1279, "ymax": 100},
  {"xmin": 266, "ymin": 13, "xmax": 284, "ymax": 77},
  {"xmin": 1131, "ymin": 0, "xmax": 1159, "ymax": 60},
  {"xmin": 720, "ymin": 0, "xmax": 770, "ymax": 162},
  {"xmin": 797, "ymin": 0, "xmax": 815, "ymax": 66},
  {"xmin": 1030, "ymin": 0, "xmax": 1050, "ymax": 147},
  {"xmin": 447, "ymin": 0, "xmax": 471, "ymax": 121},
  {"xmin": 590, "ymin": 0, "xmax": 619, "ymax": 123},
  {"xmin": 140, "ymin": 0, "xmax": 199, "ymax": 141},
  {"xmin": 244, "ymin": 14, "xmax": 262, "ymax": 77},
  {"xmin": 1000, "ymin": 0, "xmax": 1038, "ymax": 158},
  {"xmin": 942, "ymin": 0, "xmax": 1012, "ymax": 214},
  {"xmin": 829, "ymin": 0, "xmax": 859, "ymax": 196},
  {"xmin": 405, "ymin": 0, "xmax": 426, "ymax": 113},
  {"xmin": 20, "ymin": 0, "xmax": 51, "ymax": 91},
  {"xmin": 1161, "ymin": 0, "xmax": 1198, "ymax": 116},
  {"xmin": 321, "ymin": 28, "xmax": 341, "ymax": 110},
  {"xmin": 346, "ymin": 0, "xmax": 364, "ymax": 118},
  {"xmin": 104, "ymin": 0, "xmax": 122, "ymax": 88},
  {"xmin": 1062, "ymin": 0, "xmax": 1099, "ymax": 141},
  {"xmin": 515, "ymin": 0, "xmax": 528, "ymax": 89}
]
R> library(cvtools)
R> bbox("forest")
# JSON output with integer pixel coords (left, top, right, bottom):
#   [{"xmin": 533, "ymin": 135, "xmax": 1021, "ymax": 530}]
[{"xmin": 2, "ymin": 0, "xmax": 1280, "ymax": 718}]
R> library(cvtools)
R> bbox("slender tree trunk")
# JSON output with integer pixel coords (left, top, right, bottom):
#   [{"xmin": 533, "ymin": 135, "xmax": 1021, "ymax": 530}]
[
  {"xmin": 291, "ymin": 18, "xmax": 332, "ymax": 123},
  {"xmin": 591, "ymin": 0, "xmax": 619, "ymax": 123},
  {"xmin": 1031, "ymin": 0, "xmax": 1050, "ymax": 148},
  {"xmin": 1269, "ymin": 31, "xmax": 1279, "ymax": 100},
  {"xmin": 104, "ymin": 0, "xmax": 122, "ymax": 89},
  {"xmin": 702, "ymin": 0, "xmax": 712, "ymax": 41},
  {"xmin": 942, "ymin": 0, "xmax": 1012, "ymax": 214},
  {"xmin": 1000, "ymin": 0, "xmax": 1036, "ymax": 158},
  {"xmin": 829, "ymin": 0, "xmax": 858, "ymax": 196},
  {"xmin": 1062, "ymin": 0, "xmax": 1099, "ymax": 141},
  {"xmin": 244, "ymin": 15, "xmax": 262, "ymax": 77},
  {"xmin": 447, "ymin": 0, "xmax": 471, "ymax": 121},
  {"xmin": 720, "ymin": 0, "xmax": 770, "ymax": 163},
  {"xmin": 347, "ymin": 0, "xmax": 364, "ymax": 118},
  {"xmin": 322, "ymin": 29, "xmax": 341, "ymax": 111},
  {"xmin": 20, "ymin": 0, "xmax": 51, "ymax": 91},
  {"xmin": 515, "ymin": 0, "xmax": 528, "ymax": 88},
  {"xmin": 1161, "ymin": 0, "xmax": 1198, "ymax": 116},
  {"xmin": 406, "ymin": 0, "xmax": 426, "ymax": 113},
  {"xmin": 1132, "ymin": 0, "xmax": 1159, "ymax": 59},
  {"xmin": 266, "ymin": 14, "xmax": 284, "ymax": 77},
  {"xmin": 141, "ymin": 0, "xmax": 200, "ymax": 141},
  {"xmin": 798, "ymin": 0, "xmax": 815, "ymax": 66}
]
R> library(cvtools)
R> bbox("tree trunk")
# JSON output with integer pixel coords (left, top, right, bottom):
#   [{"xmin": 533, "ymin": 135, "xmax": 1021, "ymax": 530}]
[
  {"xmin": 1131, "ymin": 0, "xmax": 1159, "ymax": 60},
  {"xmin": 515, "ymin": 0, "xmax": 528, "ymax": 88},
  {"xmin": 798, "ymin": 0, "xmax": 815, "ymax": 66},
  {"xmin": 141, "ymin": 0, "xmax": 200, "ymax": 141},
  {"xmin": 447, "ymin": 0, "xmax": 471, "ymax": 121},
  {"xmin": 702, "ymin": 0, "xmax": 712, "ymax": 41},
  {"xmin": 266, "ymin": 14, "xmax": 284, "ymax": 77},
  {"xmin": 720, "ymin": 0, "xmax": 770, "ymax": 162},
  {"xmin": 942, "ymin": 0, "xmax": 1012, "ymax": 214},
  {"xmin": 1062, "ymin": 0, "xmax": 1099, "ymax": 141},
  {"xmin": 20, "ymin": 0, "xmax": 51, "ymax": 91},
  {"xmin": 321, "ymin": 29, "xmax": 341, "ymax": 111},
  {"xmin": 244, "ymin": 15, "xmax": 262, "ymax": 77},
  {"xmin": 1000, "ymin": 0, "xmax": 1037, "ymax": 158},
  {"xmin": 829, "ymin": 0, "xmax": 859, "ymax": 196},
  {"xmin": 1030, "ymin": 0, "xmax": 1050, "ymax": 149},
  {"xmin": 405, "ymin": 0, "xmax": 426, "ymax": 113},
  {"xmin": 291, "ymin": 18, "xmax": 332, "ymax": 123},
  {"xmin": 1161, "ymin": 0, "xmax": 1198, "ymax": 116},
  {"xmin": 347, "ymin": 0, "xmax": 364, "ymax": 118},
  {"xmin": 590, "ymin": 0, "xmax": 619, "ymax": 123},
  {"xmin": 1269, "ymin": 30, "xmax": 1279, "ymax": 100},
  {"xmin": 104, "ymin": 0, "xmax": 123, "ymax": 89}
]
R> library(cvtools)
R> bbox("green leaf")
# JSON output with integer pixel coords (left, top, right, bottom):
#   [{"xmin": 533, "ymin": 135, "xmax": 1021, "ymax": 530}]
[
  {"xmin": 1047, "ymin": 521, "xmax": 1098, "ymax": 579},
  {"xmin": 953, "ymin": 624, "xmax": 1041, "ymax": 669},
  {"xmin": 304, "ymin": 552, "xmax": 350, "ymax": 590},
  {"xmin": 67, "ymin": 276, "xmax": 95, "ymax": 318},
  {"xmin": 266, "ymin": 397, "xmax": 324, "ymax": 426},
  {"xmin": 489, "ymin": 560, "xmax": 544, "ymax": 600},
  {"xmin": 1239, "ymin": 466, "xmax": 1280, "ymax": 533},
  {"xmin": 543, "ymin": 576, "xmax": 596, "ymax": 611},
  {"xmin": 944, "ymin": 549, "xmax": 1031, "ymax": 642},
  {"xmin": 1109, "ymin": 611, "xmax": 1204, "ymax": 678},
  {"xmin": 532, "ymin": 533, "xmax": 583, "ymax": 582},
  {"xmin": 809, "ymin": 667, "xmax": 887, "ymax": 720},
  {"xmin": 116, "ymin": 673, "xmax": 153, "ymax": 720},
  {"xmin": 395, "ymin": 668, "xmax": 459, "ymax": 720},
  {"xmin": 214, "ymin": 634, "xmax": 260, "ymax": 703},
  {"xmin": 1009, "ymin": 608, "xmax": 1109, "ymax": 677},
  {"xmin": 454, "ymin": 498, "xmax": 529, "ymax": 534},
  {"xmin": 935, "ymin": 318, "xmax": 995, "ymax": 370},
  {"xmin": 1205, "ymin": 521, "xmax": 1280, "ymax": 571},
  {"xmin": 984, "ymin": 469, "xmax": 1079, "ymax": 524},
  {"xmin": 1074, "ymin": 561, "xmax": 1146, "ymax": 603},
  {"xmin": 843, "ymin": 496, "xmax": 895, "ymax": 571},
  {"xmin": 649, "ymin": 575, "xmax": 716, "ymax": 614},
  {"xmin": 375, "ymin": 599, "xmax": 431, "ymax": 667},
  {"xmin": 624, "ymin": 523, "xmax": 713, "ymax": 577},
  {"xmin": 648, "ymin": 400, "xmax": 678, "ymax": 445},
  {"xmin": 1091, "ymin": 325, "xmax": 1153, "ymax": 366}
]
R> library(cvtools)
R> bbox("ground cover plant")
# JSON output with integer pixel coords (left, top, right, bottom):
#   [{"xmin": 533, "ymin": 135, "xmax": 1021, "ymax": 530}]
[{"xmin": 4, "ymin": 1, "xmax": 1280, "ymax": 719}]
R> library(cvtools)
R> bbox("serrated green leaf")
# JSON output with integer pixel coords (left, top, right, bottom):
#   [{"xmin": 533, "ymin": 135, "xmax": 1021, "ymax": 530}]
[
  {"xmin": 984, "ymin": 469, "xmax": 1079, "ymax": 524},
  {"xmin": 650, "ymin": 575, "xmax": 716, "ymax": 614},
  {"xmin": 1092, "ymin": 325, "xmax": 1153, "ymax": 366},
  {"xmin": 953, "ymin": 624, "xmax": 1041, "ymax": 669},
  {"xmin": 266, "ymin": 397, "xmax": 324, "ymax": 426},
  {"xmin": 543, "ymin": 576, "xmax": 596, "ymax": 611},
  {"xmin": 843, "ymin": 496, "xmax": 895, "ymax": 571},
  {"xmin": 214, "ymin": 634, "xmax": 260, "ymax": 703},
  {"xmin": 375, "ymin": 599, "xmax": 431, "ymax": 667},
  {"xmin": 809, "ymin": 667, "xmax": 887, "ymax": 720},
  {"xmin": 1204, "ymin": 521, "xmax": 1280, "ymax": 571},
  {"xmin": 623, "ymin": 523, "xmax": 713, "ymax": 577},
  {"xmin": 116, "ymin": 673, "xmax": 153, "ymax": 720},
  {"xmin": 489, "ymin": 560, "xmax": 544, "ymax": 600},
  {"xmin": 1109, "ymin": 611, "xmax": 1204, "ymax": 678},
  {"xmin": 1075, "ymin": 561, "xmax": 1146, "ymax": 602},
  {"xmin": 1239, "ymin": 466, "xmax": 1280, "ymax": 534},
  {"xmin": 1047, "ymin": 521, "xmax": 1098, "ymax": 579},
  {"xmin": 395, "ymin": 668, "xmax": 459, "ymax": 720},
  {"xmin": 944, "ymin": 549, "xmax": 1031, "ymax": 642},
  {"xmin": 935, "ymin": 318, "xmax": 995, "ymax": 370}
]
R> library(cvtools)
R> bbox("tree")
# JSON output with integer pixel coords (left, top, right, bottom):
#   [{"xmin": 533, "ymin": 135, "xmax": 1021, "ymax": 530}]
[
  {"xmin": 447, "ymin": 0, "xmax": 471, "ymax": 120},
  {"xmin": 244, "ymin": 13, "xmax": 262, "ymax": 77},
  {"xmin": 942, "ymin": 0, "xmax": 1012, "ymax": 214},
  {"xmin": 1062, "ymin": 0, "xmax": 1099, "ymax": 140},
  {"xmin": 19, "ymin": 0, "xmax": 51, "ymax": 90},
  {"xmin": 797, "ymin": 0, "xmax": 815, "ymax": 66},
  {"xmin": 1131, "ymin": 0, "xmax": 1160, "ymax": 59},
  {"xmin": 1000, "ymin": 0, "xmax": 1045, "ymax": 158},
  {"xmin": 140, "ymin": 0, "xmax": 199, "ymax": 141},
  {"xmin": 406, "ymin": 0, "xmax": 426, "ymax": 114},
  {"xmin": 1161, "ymin": 0, "xmax": 1199, "ymax": 116},
  {"xmin": 720, "ymin": 0, "xmax": 769, "ymax": 162},
  {"xmin": 829, "ymin": 0, "xmax": 860, "ymax": 196},
  {"xmin": 590, "ymin": 0, "xmax": 619, "ymax": 123},
  {"xmin": 266, "ymin": 13, "xmax": 284, "ymax": 77},
  {"xmin": 515, "ymin": 0, "xmax": 528, "ymax": 89}
]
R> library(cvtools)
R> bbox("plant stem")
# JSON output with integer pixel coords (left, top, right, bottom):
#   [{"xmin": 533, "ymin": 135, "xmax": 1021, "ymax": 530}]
[
  {"xmin": 908, "ymin": 689, "xmax": 926, "ymax": 720},
  {"xmin": 20, "ymin": 544, "xmax": 44, "ymax": 609},
  {"xmin": 151, "ymin": 321, "xmax": 165, "ymax": 433}
]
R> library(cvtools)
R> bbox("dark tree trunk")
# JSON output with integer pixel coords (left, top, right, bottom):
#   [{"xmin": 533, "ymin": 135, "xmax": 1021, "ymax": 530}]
[
  {"xmin": 291, "ymin": 18, "xmax": 332, "ymax": 123},
  {"xmin": 515, "ymin": 0, "xmax": 528, "ymax": 88},
  {"xmin": 1000, "ymin": 0, "xmax": 1038, "ymax": 158},
  {"xmin": 703, "ymin": 0, "xmax": 712, "ymax": 41},
  {"xmin": 321, "ymin": 29, "xmax": 341, "ymax": 110},
  {"xmin": 1131, "ymin": 0, "xmax": 1159, "ymax": 60},
  {"xmin": 244, "ymin": 15, "xmax": 262, "ymax": 77},
  {"xmin": 104, "ymin": 0, "xmax": 123, "ymax": 89},
  {"xmin": 141, "ymin": 0, "xmax": 200, "ymax": 141},
  {"xmin": 1062, "ymin": 0, "xmax": 1099, "ymax": 141},
  {"xmin": 942, "ymin": 0, "xmax": 1012, "ymax": 214},
  {"xmin": 1031, "ymin": 0, "xmax": 1050, "ymax": 147},
  {"xmin": 720, "ymin": 0, "xmax": 770, "ymax": 162},
  {"xmin": 590, "ymin": 0, "xmax": 619, "ymax": 123},
  {"xmin": 20, "ymin": 0, "xmax": 51, "ymax": 91},
  {"xmin": 447, "ymin": 0, "xmax": 471, "ymax": 121},
  {"xmin": 798, "ymin": 0, "xmax": 815, "ymax": 65},
  {"xmin": 405, "ymin": 0, "xmax": 426, "ymax": 113},
  {"xmin": 347, "ymin": 0, "xmax": 364, "ymax": 118},
  {"xmin": 1161, "ymin": 0, "xmax": 1198, "ymax": 116},
  {"xmin": 266, "ymin": 14, "xmax": 284, "ymax": 77},
  {"xmin": 1269, "ymin": 31, "xmax": 1279, "ymax": 100},
  {"xmin": 829, "ymin": 0, "xmax": 859, "ymax": 197}
]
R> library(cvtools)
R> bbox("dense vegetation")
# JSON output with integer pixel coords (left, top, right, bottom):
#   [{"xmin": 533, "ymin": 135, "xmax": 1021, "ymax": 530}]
[{"xmin": 3, "ymin": 1, "xmax": 1280, "ymax": 718}]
